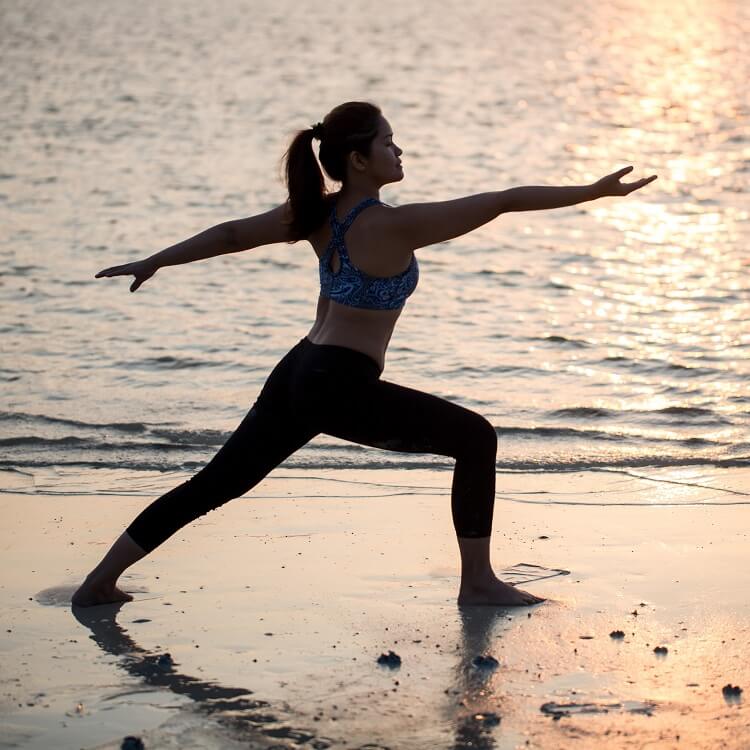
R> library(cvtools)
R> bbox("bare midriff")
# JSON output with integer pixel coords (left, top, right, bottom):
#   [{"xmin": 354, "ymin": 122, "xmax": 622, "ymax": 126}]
[{"xmin": 306, "ymin": 295, "xmax": 402, "ymax": 371}]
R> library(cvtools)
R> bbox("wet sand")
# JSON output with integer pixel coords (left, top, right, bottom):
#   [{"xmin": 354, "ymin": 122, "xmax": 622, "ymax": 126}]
[{"xmin": 1, "ymin": 466, "xmax": 748, "ymax": 749}]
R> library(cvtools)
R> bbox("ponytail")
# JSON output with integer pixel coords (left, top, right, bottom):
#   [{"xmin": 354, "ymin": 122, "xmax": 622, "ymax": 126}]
[{"xmin": 284, "ymin": 128, "xmax": 328, "ymax": 241}]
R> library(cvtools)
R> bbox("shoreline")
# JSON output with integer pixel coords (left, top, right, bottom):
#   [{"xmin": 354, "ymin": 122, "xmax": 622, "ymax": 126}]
[{"xmin": 1, "ymin": 465, "xmax": 748, "ymax": 749}]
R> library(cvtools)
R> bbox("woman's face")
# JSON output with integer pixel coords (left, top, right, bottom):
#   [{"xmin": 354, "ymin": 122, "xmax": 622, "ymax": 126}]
[{"xmin": 363, "ymin": 117, "xmax": 403, "ymax": 185}]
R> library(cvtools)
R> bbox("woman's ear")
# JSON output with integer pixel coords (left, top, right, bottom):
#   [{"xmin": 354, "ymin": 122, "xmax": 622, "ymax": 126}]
[{"xmin": 348, "ymin": 150, "xmax": 368, "ymax": 173}]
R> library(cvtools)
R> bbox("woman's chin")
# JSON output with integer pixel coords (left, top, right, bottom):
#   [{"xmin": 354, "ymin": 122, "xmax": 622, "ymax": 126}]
[{"xmin": 379, "ymin": 171, "xmax": 404, "ymax": 187}]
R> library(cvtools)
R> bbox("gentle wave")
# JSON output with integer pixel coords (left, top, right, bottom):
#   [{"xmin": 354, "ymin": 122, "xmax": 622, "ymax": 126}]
[
  {"xmin": 1, "ymin": 406, "xmax": 745, "ymax": 474},
  {"xmin": 1, "ymin": 402, "xmax": 735, "ymax": 432},
  {"xmin": 549, "ymin": 405, "xmax": 731, "ymax": 425},
  {"xmin": 1, "ymin": 454, "xmax": 748, "ymax": 474},
  {"xmin": 495, "ymin": 426, "xmax": 725, "ymax": 447},
  {"xmin": 600, "ymin": 357, "xmax": 734, "ymax": 378},
  {"xmin": 657, "ymin": 406, "xmax": 719, "ymax": 416},
  {"xmin": 534, "ymin": 335, "xmax": 590, "ymax": 348},
  {"xmin": 550, "ymin": 407, "xmax": 613, "ymax": 419},
  {"xmin": 1, "ymin": 409, "xmax": 737, "ymax": 448},
  {"xmin": 112, "ymin": 356, "xmax": 228, "ymax": 370},
  {"xmin": 0, "ymin": 436, "xmax": 208, "ymax": 451},
  {"xmin": 0, "ymin": 410, "xmax": 151, "ymax": 432}
]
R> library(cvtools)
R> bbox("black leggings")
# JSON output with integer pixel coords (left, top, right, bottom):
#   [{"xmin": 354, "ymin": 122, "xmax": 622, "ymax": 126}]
[{"xmin": 126, "ymin": 337, "xmax": 497, "ymax": 553}]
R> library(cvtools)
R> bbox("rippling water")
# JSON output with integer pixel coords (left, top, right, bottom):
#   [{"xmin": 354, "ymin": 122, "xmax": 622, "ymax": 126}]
[{"xmin": 2, "ymin": 0, "xmax": 749, "ymax": 478}]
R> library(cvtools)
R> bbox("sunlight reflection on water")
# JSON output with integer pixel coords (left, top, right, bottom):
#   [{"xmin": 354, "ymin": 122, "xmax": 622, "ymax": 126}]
[{"xmin": 1, "ymin": 0, "xmax": 748, "ymax": 473}]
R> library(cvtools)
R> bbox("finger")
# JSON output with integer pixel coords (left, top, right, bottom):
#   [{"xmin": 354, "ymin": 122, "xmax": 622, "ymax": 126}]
[
  {"xmin": 130, "ymin": 279, "xmax": 140, "ymax": 292},
  {"xmin": 614, "ymin": 165, "xmax": 634, "ymax": 180},
  {"xmin": 625, "ymin": 176, "xmax": 658, "ymax": 193},
  {"xmin": 96, "ymin": 266, "xmax": 125, "ymax": 278}
]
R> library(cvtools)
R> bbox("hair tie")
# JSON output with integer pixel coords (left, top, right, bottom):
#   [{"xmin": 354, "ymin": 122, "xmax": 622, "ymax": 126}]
[{"xmin": 311, "ymin": 122, "xmax": 325, "ymax": 141}]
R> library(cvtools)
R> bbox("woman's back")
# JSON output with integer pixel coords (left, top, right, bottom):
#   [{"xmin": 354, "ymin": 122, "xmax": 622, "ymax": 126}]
[{"xmin": 306, "ymin": 193, "xmax": 417, "ymax": 369}]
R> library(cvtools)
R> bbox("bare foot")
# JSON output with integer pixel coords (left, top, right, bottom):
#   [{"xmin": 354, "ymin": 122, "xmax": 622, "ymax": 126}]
[
  {"xmin": 71, "ymin": 579, "xmax": 133, "ymax": 607},
  {"xmin": 458, "ymin": 578, "xmax": 545, "ymax": 607}
]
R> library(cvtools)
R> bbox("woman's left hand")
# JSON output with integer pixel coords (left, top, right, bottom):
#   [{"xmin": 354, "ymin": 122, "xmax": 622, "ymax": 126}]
[{"xmin": 594, "ymin": 166, "xmax": 658, "ymax": 198}]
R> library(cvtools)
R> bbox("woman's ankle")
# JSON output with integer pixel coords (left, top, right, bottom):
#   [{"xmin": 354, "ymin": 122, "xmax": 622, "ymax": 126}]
[
  {"xmin": 457, "ymin": 535, "xmax": 494, "ymax": 583},
  {"xmin": 83, "ymin": 571, "xmax": 118, "ymax": 588},
  {"xmin": 82, "ymin": 531, "xmax": 148, "ymax": 588}
]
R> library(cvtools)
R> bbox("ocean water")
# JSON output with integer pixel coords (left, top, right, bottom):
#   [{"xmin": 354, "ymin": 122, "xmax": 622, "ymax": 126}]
[{"xmin": 2, "ymin": 0, "xmax": 749, "ymax": 481}]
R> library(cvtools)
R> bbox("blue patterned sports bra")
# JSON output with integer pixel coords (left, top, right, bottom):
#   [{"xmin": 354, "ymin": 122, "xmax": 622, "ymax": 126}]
[{"xmin": 319, "ymin": 198, "xmax": 419, "ymax": 311}]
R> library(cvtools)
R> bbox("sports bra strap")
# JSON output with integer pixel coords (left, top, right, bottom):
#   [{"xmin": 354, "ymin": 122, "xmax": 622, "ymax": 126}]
[
  {"xmin": 329, "ymin": 197, "xmax": 381, "ymax": 233},
  {"xmin": 325, "ymin": 197, "xmax": 381, "ymax": 261}
]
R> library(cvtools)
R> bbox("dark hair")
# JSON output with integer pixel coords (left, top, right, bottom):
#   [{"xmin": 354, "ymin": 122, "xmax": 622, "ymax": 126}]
[{"xmin": 284, "ymin": 101, "xmax": 382, "ymax": 241}]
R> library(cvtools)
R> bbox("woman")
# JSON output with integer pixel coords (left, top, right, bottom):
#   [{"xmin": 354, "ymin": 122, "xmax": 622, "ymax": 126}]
[{"xmin": 72, "ymin": 101, "xmax": 656, "ymax": 608}]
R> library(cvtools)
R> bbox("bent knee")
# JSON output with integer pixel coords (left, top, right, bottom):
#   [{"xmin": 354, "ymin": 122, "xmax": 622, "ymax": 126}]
[
  {"xmin": 477, "ymin": 415, "xmax": 498, "ymax": 454},
  {"xmin": 458, "ymin": 413, "xmax": 497, "ymax": 460}
]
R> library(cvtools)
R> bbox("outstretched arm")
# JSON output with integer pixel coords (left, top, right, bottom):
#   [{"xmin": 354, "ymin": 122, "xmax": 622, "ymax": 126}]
[
  {"xmin": 95, "ymin": 203, "xmax": 292, "ymax": 292},
  {"xmin": 384, "ymin": 166, "xmax": 657, "ymax": 251},
  {"xmin": 501, "ymin": 166, "xmax": 657, "ymax": 211}
]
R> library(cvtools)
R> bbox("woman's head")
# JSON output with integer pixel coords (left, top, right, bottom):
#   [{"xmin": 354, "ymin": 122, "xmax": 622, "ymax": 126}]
[
  {"xmin": 316, "ymin": 101, "xmax": 382, "ymax": 181},
  {"xmin": 284, "ymin": 101, "xmax": 402, "ymax": 240}
]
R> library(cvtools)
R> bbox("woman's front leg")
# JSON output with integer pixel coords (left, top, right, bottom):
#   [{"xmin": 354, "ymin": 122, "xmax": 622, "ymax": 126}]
[{"xmin": 319, "ymin": 377, "xmax": 545, "ymax": 606}]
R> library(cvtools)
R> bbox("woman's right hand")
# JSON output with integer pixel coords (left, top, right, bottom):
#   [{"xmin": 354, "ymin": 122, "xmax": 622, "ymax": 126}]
[{"xmin": 95, "ymin": 258, "xmax": 158, "ymax": 292}]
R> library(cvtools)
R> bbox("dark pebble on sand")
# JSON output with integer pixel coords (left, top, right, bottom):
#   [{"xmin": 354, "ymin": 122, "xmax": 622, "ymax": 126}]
[
  {"xmin": 156, "ymin": 653, "xmax": 174, "ymax": 668},
  {"xmin": 654, "ymin": 646, "xmax": 668, "ymax": 655},
  {"xmin": 132, "ymin": 619, "xmax": 151, "ymax": 624},
  {"xmin": 121, "ymin": 737, "xmax": 145, "ymax": 750},
  {"xmin": 610, "ymin": 630, "xmax": 625, "ymax": 639},
  {"xmin": 377, "ymin": 650, "xmax": 401, "ymax": 668},
  {"xmin": 472, "ymin": 655, "xmax": 499, "ymax": 670},
  {"xmin": 471, "ymin": 712, "xmax": 501, "ymax": 726},
  {"xmin": 538, "ymin": 535, "xmax": 549, "ymax": 540},
  {"xmin": 722, "ymin": 684, "xmax": 743, "ymax": 696}
]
